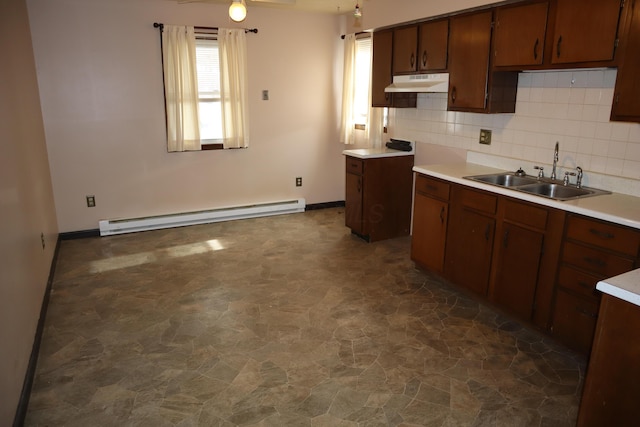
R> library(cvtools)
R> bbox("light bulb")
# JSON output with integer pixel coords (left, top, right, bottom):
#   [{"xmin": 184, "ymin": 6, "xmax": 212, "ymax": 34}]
[
  {"xmin": 354, "ymin": 3, "xmax": 362, "ymax": 18},
  {"xmin": 229, "ymin": 0, "xmax": 247, "ymax": 22}
]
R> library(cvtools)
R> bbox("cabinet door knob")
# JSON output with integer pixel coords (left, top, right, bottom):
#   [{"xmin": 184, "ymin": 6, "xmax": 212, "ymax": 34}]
[
  {"xmin": 503, "ymin": 229, "xmax": 509, "ymax": 247},
  {"xmin": 410, "ymin": 52, "xmax": 415, "ymax": 68},
  {"xmin": 439, "ymin": 206, "xmax": 445, "ymax": 224},
  {"xmin": 422, "ymin": 51, "xmax": 428, "ymax": 68},
  {"xmin": 451, "ymin": 86, "xmax": 457, "ymax": 104},
  {"xmin": 485, "ymin": 224, "xmax": 491, "ymax": 241},
  {"xmin": 533, "ymin": 38, "xmax": 539, "ymax": 61}
]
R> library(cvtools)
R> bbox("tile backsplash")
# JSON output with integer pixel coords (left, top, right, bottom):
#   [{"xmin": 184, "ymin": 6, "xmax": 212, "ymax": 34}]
[{"xmin": 390, "ymin": 69, "xmax": 640, "ymax": 185}]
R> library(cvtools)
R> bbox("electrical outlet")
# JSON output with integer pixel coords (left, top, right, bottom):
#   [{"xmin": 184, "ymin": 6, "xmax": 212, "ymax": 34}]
[
  {"xmin": 296, "ymin": 177, "xmax": 302, "ymax": 187},
  {"xmin": 479, "ymin": 129, "xmax": 492, "ymax": 145},
  {"xmin": 86, "ymin": 195, "xmax": 96, "ymax": 207}
]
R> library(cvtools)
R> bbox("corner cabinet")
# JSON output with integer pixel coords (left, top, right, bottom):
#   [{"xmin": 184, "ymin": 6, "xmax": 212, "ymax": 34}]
[
  {"xmin": 411, "ymin": 175, "xmax": 450, "ymax": 273},
  {"xmin": 344, "ymin": 154, "xmax": 414, "ymax": 242},
  {"xmin": 611, "ymin": 0, "xmax": 640, "ymax": 122},
  {"xmin": 448, "ymin": 10, "xmax": 518, "ymax": 113}
]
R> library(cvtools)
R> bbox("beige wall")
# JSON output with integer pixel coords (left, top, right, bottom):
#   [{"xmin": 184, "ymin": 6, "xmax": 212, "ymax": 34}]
[
  {"xmin": 27, "ymin": 0, "xmax": 346, "ymax": 232},
  {"xmin": 0, "ymin": 0, "xmax": 58, "ymax": 423}
]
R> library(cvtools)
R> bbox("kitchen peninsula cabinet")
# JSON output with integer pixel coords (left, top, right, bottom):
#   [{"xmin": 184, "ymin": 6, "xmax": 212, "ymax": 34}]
[
  {"xmin": 551, "ymin": 214, "xmax": 640, "ymax": 354},
  {"xmin": 577, "ymin": 270, "xmax": 640, "ymax": 426},
  {"xmin": 550, "ymin": 0, "xmax": 624, "ymax": 65},
  {"xmin": 447, "ymin": 10, "xmax": 518, "ymax": 113},
  {"xmin": 411, "ymin": 175, "xmax": 450, "ymax": 273},
  {"xmin": 372, "ymin": 30, "xmax": 416, "ymax": 108},
  {"xmin": 344, "ymin": 152, "xmax": 414, "ymax": 242},
  {"xmin": 445, "ymin": 185, "xmax": 497, "ymax": 296},
  {"xmin": 611, "ymin": 0, "xmax": 640, "ymax": 122},
  {"xmin": 493, "ymin": 1, "xmax": 549, "ymax": 67}
]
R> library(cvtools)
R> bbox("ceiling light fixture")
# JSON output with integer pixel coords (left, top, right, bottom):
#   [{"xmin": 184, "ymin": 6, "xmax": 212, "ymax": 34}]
[
  {"xmin": 354, "ymin": 2, "xmax": 362, "ymax": 18},
  {"xmin": 229, "ymin": 0, "xmax": 247, "ymax": 22}
]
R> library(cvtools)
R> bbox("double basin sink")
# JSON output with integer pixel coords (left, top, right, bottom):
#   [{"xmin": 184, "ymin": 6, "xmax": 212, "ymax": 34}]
[{"xmin": 463, "ymin": 172, "xmax": 611, "ymax": 201}]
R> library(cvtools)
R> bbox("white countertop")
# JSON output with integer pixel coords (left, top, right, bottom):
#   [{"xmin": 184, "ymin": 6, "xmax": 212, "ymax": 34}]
[
  {"xmin": 414, "ymin": 162, "xmax": 640, "ymax": 230},
  {"xmin": 597, "ymin": 269, "xmax": 640, "ymax": 307},
  {"xmin": 343, "ymin": 147, "xmax": 414, "ymax": 159}
]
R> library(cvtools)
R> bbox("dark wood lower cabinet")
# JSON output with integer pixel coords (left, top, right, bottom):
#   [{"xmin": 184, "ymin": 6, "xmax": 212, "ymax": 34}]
[{"xmin": 577, "ymin": 294, "xmax": 640, "ymax": 426}]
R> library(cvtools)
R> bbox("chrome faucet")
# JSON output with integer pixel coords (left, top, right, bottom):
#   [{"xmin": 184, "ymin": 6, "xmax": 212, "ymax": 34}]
[
  {"xmin": 551, "ymin": 141, "xmax": 559, "ymax": 180},
  {"xmin": 576, "ymin": 166, "xmax": 583, "ymax": 188}
]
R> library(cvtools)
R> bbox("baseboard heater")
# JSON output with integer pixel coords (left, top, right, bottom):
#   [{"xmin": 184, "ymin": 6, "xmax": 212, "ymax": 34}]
[{"xmin": 98, "ymin": 198, "xmax": 306, "ymax": 236}]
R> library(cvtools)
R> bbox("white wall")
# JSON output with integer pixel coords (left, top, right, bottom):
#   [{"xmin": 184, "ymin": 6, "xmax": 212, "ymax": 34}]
[
  {"xmin": 0, "ymin": 0, "xmax": 58, "ymax": 423},
  {"xmin": 27, "ymin": 0, "xmax": 346, "ymax": 232}
]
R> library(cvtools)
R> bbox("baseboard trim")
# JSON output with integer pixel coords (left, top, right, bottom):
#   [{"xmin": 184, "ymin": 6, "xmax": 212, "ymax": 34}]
[
  {"xmin": 13, "ymin": 235, "xmax": 61, "ymax": 427},
  {"xmin": 59, "ymin": 229, "xmax": 100, "ymax": 240},
  {"xmin": 306, "ymin": 201, "xmax": 345, "ymax": 210}
]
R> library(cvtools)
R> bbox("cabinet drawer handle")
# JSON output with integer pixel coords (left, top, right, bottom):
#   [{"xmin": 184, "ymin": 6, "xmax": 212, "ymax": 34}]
[
  {"xmin": 556, "ymin": 35, "xmax": 562, "ymax": 58},
  {"xmin": 426, "ymin": 184, "xmax": 438, "ymax": 192},
  {"xmin": 410, "ymin": 52, "xmax": 415, "ymax": 68},
  {"xmin": 503, "ymin": 229, "xmax": 509, "ymax": 248},
  {"xmin": 439, "ymin": 206, "xmax": 445, "ymax": 224},
  {"xmin": 485, "ymin": 224, "xmax": 491, "ymax": 241},
  {"xmin": 533, "ymin": 38, "xmax": 539, "ymax": 61},
  {"xmin": 584, "ymin": 256, "xmax": 606, "ymax": 268},
  {"xmin": 422, "ymin": 51, "xmax": 427, "ymax": 68},
  {"xmin": 576, "ymin": 306, "xmax": 598, "ymax": 319},
  {"xmin": 589, "ymin": 228, "xmax": 615, "ymax": 240}
]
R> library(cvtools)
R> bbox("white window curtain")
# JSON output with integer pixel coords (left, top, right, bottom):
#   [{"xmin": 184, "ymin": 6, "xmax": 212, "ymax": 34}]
[
  {"xmin": 366, "ymin": 53, "xmax": 385, "ymax": 149},
  {"xmin": 162, "ymin": 25, "xmax": 201, "ymax": 152},
  {"xmin": 218, "ymin": 28, "xmax": 250, "ymax": 149},
  {"xmin": 340, "ymin": 34, "xmax": 357, "ymax": 145}
]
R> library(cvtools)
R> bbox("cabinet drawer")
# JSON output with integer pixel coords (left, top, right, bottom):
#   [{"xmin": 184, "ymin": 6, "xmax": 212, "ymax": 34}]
[
  {"xmin": 457, "ymin": 187, "xmax": 497, "ymax": 214},
  {"xmin": 566, "ymin": 215, "xmax": 640, "ymax": 256},
  {"xmin": 557, "ymin": 265, "xmax": 601, "ymax": 302},
  {"xmin": 415, "ymin": 175, "xmax": 450, "ymax": 201},
  {"xmin": 346, "ymin": 157, "xmax": 364, "ymax": 175},
  {"xmin": 503, "ymin": 199, "xmax": 548, "ymax": 230},
  {"xmin": 562, "ymin": 241, "xmax": 635, "ymax": 277}
]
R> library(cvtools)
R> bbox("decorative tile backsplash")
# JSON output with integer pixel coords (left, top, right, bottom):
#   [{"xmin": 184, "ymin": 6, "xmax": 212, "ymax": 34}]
[{"xmin": 390, "ymin": 69, "xmax": 640, "ymax": 183}]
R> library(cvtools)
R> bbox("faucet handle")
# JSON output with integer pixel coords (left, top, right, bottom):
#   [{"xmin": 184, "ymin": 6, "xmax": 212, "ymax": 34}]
[
  {"xmin": 563, "ymin": 171, "xmax": 576, "ymax": 186},
  {"xmin": 576, "ymin": 166, "xmax": 583, "ymax": 188},
  {"xmin": 534, "ymin": 165, "xmax": 544, "ymax": 179}
]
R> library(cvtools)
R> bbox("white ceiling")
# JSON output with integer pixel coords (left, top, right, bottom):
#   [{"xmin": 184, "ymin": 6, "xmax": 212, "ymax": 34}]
[{"xmin": 177, "ymin": 0, "xmax": 360, "ymax": 15}]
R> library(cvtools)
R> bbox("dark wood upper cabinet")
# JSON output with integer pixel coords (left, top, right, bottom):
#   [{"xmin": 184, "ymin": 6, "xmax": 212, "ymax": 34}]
[
  {"xmin": 448, "ymin": 10, "xmax": 518, "ymax": 113},
  {"xmin": 551, "ymin": 0, "xmax": 624, "ymax": 65},
  {"xmin": 612, "ymin": 0, "xmax": 640, "ymax": 122},
  {"xmin": 393, "ymin": 26, "xmax": 418, "ymax": 74},
  {"xmin": 418, "ymin": 19, "xmax": 449, "ymax": 72},
  {"xmin": 493, "ymin": 1, "xmax": 549, "ymax": 67},
  {"xmin": 371, "ymin": 30, "xmax": 393, "ymax": 107}
]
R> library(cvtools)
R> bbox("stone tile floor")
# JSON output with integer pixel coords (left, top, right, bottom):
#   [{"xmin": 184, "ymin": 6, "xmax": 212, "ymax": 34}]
[{"xmin": 25, "ymin": 208, "xmax": 585, "ymax": 426}]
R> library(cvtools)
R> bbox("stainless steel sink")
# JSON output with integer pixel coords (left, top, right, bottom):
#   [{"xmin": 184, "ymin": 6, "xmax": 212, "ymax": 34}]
[
  {"xmin": 516, "ymin": 182, "xmax": 611, "ymax": 201},
  {"xmin": 463, "ymin": 172, "xmax": 611, "ymax": 201},
  {"xmin": 465, "ymin": 173, "xmax": 538, "ymax": 187}
]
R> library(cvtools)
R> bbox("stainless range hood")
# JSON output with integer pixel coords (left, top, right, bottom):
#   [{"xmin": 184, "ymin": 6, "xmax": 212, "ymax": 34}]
[{"xmin": 385, "ymin": 73, "xmax": 449, "ymax": 93}]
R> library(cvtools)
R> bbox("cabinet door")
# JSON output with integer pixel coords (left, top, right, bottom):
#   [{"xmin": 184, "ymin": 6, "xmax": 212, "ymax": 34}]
[
  {"xmin": 493, "ymin": 1, "xmax": 548, "ymax": 67},
  {"xmin": 491, "ymin": 223, "xmax": 544, "ymax": 320},
  {"xmin": 345, "ymin": 172, "xmax": 363, "ymax": 235},
  {"xmin": 411, "ymin": 194, "xmax": 448, "ymax": 273},
  {"xmin": 612, "ymin": 0, "xmax": 640, "ymax": 122},
  {"xmin": 551, "ymin": 0, "xmax": 623, "ymax": 64},
  {"xmin": 448, "ymin": 11, "xmax": 493, "ymax": 111},
  {"xmin": 393, "ymin": 26, "xmax": 418, "ymax": 74},
  {"xmin": 372, "ymin": 30, "xmax": 393, "ymax": 107},
  {"xmin": 418, "ymin": 19, "xmax": 449, "ymax": 72},
  {"xmin": 445, "ymin": 208, "xmax": 495, "ymax": 296},
  {"xmin": 552, "ymin": 288, "xmax": 599, "ymax": 354}
]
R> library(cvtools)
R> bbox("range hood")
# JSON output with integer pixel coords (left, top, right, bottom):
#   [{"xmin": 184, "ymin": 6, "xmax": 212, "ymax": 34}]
[{"xmin": 385, "ymin": 73, "xmax": 449, "ymax": 93}]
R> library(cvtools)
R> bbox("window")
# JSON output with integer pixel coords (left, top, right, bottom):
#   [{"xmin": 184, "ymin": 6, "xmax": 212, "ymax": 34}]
[
  {"xmin": 195, "ymin": 37, "xmax": 223, "ymax": 148},
  {"xmin": 353, "ymin": 36, "xmax": 372, "ymax": 127}
]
